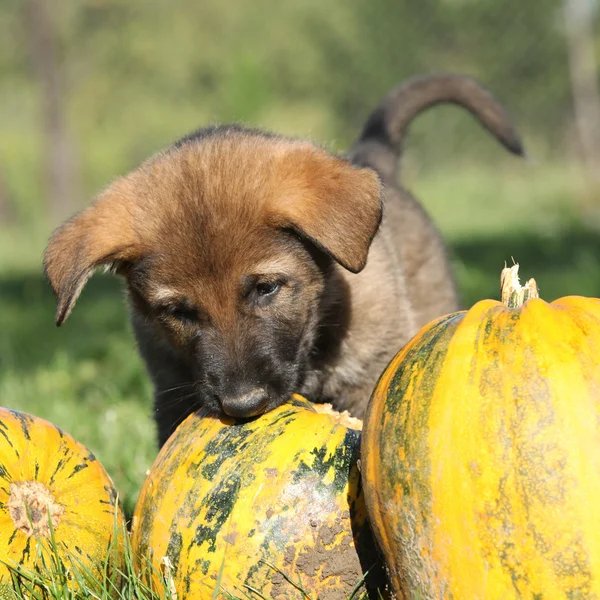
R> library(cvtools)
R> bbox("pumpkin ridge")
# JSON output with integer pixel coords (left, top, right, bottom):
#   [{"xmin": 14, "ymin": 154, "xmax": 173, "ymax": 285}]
[
  {"xmin": 0, "ymin": 424, "xmax": 13, "ymax": 450},
  {"xmin": 0, "ymin": 463, "xmax": 11, "ymax": 483},
  {"xmin": 428, "ymin": 301, "xmax": 537, "ymax": 595},
  {"xmin": 8, "ymin": 411, "xmax": 33, "ymax": 442},
  {"xmin": 518, "ymin": 301, "xmax": 598, "ymax": 595},
  {"xmin": 533, "ymin": 305, "xmax": 600, "ymax": 594},
  {"xmin": 363, "ymin": 311, "xmax": 464, "ymax": 597}
]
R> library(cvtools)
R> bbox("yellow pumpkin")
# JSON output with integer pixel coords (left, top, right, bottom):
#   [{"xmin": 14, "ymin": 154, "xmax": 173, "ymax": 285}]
[
  {"xmin": 131, "ymin": 396, "xmax": 387, "ymax": 599},
  {"xmin": 362, "ymin": 265, "xmax": 600, "ymax": 599},
  {"xmin": 0, "ymin": 408, "xmax": 125, "ymax": 591}
]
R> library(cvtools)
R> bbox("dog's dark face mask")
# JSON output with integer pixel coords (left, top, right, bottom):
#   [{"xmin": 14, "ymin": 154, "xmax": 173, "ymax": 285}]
[{"xmin": 126, "ymin": 231, "xmax": 334, "ymax": 420}]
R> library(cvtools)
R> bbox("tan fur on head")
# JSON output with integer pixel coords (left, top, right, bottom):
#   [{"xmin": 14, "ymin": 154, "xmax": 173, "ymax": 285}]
[{"xmin": 43, "ymin": 132, "xmax": 382, "ymax": 326}]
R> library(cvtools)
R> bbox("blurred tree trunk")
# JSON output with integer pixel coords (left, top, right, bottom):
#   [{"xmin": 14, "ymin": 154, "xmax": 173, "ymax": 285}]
[
  {"xmin": 0, "ymin": 163, "xmax": 16, "ymax": 225},
  {"xmin": 564, "ymin": 0, "xmax": 600, "ymax": 190},
  {"xmin": 23, "ymin": 0, "xmax": 79, "ymax": 222}
]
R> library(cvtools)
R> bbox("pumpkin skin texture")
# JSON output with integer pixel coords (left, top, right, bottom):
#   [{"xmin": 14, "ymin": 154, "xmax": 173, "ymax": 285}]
[
  {"xmin": 131, "ymin": 396, "xmax": 387, "ymax": 600},
  {"xmin": 0, "ymin": 408, "xmax": 125, "ymax": 589},
  {"xmin": 362, "ymin": 294, "xmax": 600, "ymax": 600}
]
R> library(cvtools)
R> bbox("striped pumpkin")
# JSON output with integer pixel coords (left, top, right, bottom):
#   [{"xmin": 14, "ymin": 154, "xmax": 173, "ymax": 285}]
[
  {"xmin": 131, "ymin": 396, "xmax": 387, "ymax": 599},
  {"xmin": 362, "ymin": 265, "xmax": 600, "ymax": 599},
  {"xmin": 0, "ymin": 408, "xmax": 125, "ymax": 590}
]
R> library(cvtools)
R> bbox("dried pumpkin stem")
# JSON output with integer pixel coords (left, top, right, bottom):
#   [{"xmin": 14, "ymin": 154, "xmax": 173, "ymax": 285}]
[
  {"xmin": 500, "ymin": 263, "xmax": 539, "ymax": 308},
  {"xmin": 292, "ymin": 394, "xmax": 363, "ymax": 430},
  {"xmin": 311, "ymin": 402, "xmax": 363, "ymax": 431}
]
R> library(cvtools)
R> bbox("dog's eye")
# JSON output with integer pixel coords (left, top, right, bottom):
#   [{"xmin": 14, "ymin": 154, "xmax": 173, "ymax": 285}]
[
  {"xmin": 255, "ymin": 281, "xmax": 281, "ymax": 298},
  {"xmin": 163, "ymin": 304, "xmax": 199, "ymax": 324}
]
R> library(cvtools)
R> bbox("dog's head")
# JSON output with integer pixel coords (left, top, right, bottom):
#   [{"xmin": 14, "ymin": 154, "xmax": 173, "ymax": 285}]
[{"xmin": 44, "ymin": 127, "xmax": 382, "ymax": 418}]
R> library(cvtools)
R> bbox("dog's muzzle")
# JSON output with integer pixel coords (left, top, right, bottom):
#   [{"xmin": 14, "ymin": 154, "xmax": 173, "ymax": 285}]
[{"xmin": 221, "ymin": 387, "xmax": 270, "ymax": 418}]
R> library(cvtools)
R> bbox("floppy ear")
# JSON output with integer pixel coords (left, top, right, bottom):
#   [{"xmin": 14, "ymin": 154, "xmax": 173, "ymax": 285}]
[
  {"xmin": 43, "ymin": 178, "xmax": 140, "ymax": 326},
  {"xmin": 271, "ymin": 148, "xmax": 383, "ymax": 273}
]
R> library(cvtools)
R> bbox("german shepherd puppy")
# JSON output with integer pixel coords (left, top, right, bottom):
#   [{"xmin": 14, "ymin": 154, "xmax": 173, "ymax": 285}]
[{"xmin": 44, "ymin": 74, "xmax": 523, "ymax": 446}]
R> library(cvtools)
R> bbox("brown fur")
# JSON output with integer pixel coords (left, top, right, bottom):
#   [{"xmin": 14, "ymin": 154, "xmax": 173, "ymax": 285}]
[{"xmin": 44, "ymin": 75, "xmax": 524, "ymax": 446}]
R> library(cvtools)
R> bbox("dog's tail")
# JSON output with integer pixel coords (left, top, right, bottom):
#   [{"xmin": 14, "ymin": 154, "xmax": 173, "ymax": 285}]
[{"xmin": 348, "ymin": 74, "xmax": 525, "ymax": 181}]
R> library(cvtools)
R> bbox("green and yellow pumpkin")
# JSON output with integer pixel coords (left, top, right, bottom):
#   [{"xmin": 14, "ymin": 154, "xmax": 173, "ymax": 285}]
[
  {"xmin": 362, "ymin": 264, "xmax": 600, "ymax": 599},
  {"xmin": 131, "ymin": 395, "xmax": 387, "ymax": 599},
  {"xmin": 0, "ymin": 408, "xmax": 125, "ymax": 591}
]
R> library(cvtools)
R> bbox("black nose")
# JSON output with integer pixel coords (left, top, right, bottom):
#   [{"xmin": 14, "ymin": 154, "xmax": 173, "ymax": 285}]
[{"xmin": 221, "ymin": 388, "xmax": 270, "ymax": 418}]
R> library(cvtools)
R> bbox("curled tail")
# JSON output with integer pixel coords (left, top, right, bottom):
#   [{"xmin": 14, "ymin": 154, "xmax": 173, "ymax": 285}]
[{"xmin": 349, "ymin": 74, "xmax": 525, "ymax": 181}]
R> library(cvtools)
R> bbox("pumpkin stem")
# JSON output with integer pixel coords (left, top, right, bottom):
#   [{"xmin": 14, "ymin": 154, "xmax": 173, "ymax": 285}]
[
  {"xmin": 501, "ymin": 263, "xmax": 539, "ymax": 308},
  {"xmin": 311, "ymin": 402, "xmax": 363, "ymax": 431},
  {"xmin": 8, "ymin": 481, "xmax": 65, "ymax": 537}
]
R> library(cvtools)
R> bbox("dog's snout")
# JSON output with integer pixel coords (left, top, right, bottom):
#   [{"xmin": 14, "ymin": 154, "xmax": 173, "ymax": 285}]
[{"xmin": 221, "ymin": 388, "xmax": 270, "ymax": 418}]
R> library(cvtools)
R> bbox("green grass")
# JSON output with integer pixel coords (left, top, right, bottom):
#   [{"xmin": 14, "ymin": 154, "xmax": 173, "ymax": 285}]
[
  {"xmin": 0, "ymin": 271, "xmax": 154, "ymax": 519},
  {"xmin": 3, "ymin": 518, "xmax": 175, "ymax": 600},
  {"xmin": 1, "ymin": 162, "xmax": 599, "ymax": 597},
  {"xmin": 2, "ymin": 520, "xmax": 377, "ymax": 600}
]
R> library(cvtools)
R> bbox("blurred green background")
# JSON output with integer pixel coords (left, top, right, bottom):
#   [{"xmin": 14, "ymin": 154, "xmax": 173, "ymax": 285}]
[{"xmin": 1, "ymin": 0, "xmax": 600, "ymax": 516}]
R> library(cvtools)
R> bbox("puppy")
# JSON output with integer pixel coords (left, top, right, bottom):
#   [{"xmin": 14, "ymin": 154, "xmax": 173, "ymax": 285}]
[{"xmin": 44, "ymin": 74, "xmax": 523, "ymax": 446}]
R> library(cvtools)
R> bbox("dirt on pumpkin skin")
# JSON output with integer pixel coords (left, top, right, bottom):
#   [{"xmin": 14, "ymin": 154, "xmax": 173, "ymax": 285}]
[{"xmin": 269, "ymin": 512, "xmax": 381, "ymax": 600}]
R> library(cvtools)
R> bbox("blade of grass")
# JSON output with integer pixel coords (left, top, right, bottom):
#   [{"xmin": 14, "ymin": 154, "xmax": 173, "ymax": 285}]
[
  {"xmin": 238, "ymin": 583, "xmax": 271, "ymax": 600},
  {"xmin": 260, "ymin": 560, "xmax": 314, "ymax": 600}
]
